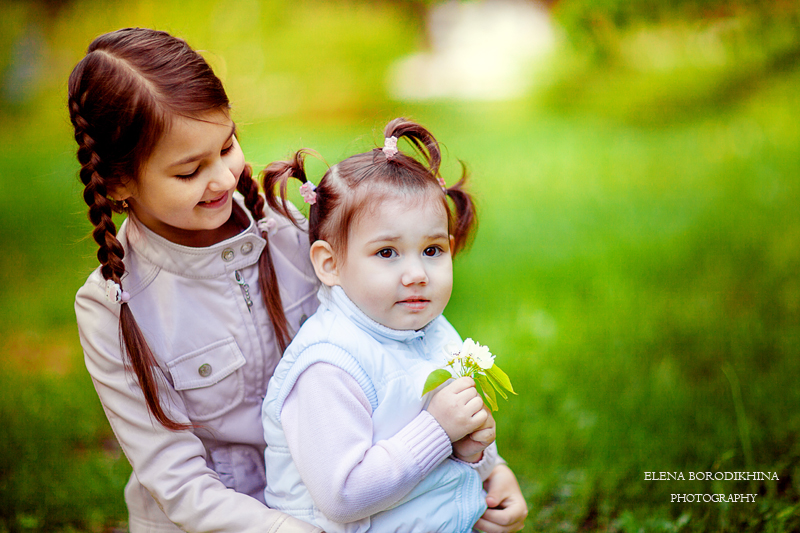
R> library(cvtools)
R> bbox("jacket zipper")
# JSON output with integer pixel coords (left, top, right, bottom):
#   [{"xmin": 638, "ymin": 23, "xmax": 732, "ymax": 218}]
[
  {"xmin": 235, "ymin": 267, "xmax": 268, "ymax": 399},
  {"xmin": 234, "ymin": 270, "xmax": 254, "ymax": 312}
]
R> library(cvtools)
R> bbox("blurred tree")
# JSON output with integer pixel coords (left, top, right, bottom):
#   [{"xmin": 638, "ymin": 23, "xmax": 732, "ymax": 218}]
[
  {"xmin": 553, "ymin": 0, "xmax": 800, "ymax": 63},
  {"xmin": 1, "ymin": 0, "xmax": 70, "ymax": 110}
]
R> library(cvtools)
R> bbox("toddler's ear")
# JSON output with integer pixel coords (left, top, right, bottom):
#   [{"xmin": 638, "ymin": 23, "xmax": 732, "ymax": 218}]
[{"xmin": 309, "ymin": 240, "xmax": 339, "ymax": 287}]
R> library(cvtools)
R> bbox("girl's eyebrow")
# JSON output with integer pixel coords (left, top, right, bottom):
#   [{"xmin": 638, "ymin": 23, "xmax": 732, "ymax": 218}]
[{"xmin": 168, "ymin": 124, "xmax": 236, "ymax": 168}]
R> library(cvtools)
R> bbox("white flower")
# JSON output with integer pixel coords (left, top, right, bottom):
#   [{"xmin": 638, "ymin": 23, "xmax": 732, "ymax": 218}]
[
  {"xmin": 461, "ymin": 338, "xmax": 495, "ymax": 369},
  {"xmin": 443, "ymin": 343, "xmax": 463, "ymax": 359}
]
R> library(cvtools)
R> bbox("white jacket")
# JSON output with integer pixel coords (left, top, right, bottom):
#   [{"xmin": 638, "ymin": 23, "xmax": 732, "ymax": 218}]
[
  {"xmin": 75, "ymin": 197, "xmax": 322, "ymax": 533},
  {"xmin": 263, "ymin": 286, "xmax": 491, "ymax": 532}
]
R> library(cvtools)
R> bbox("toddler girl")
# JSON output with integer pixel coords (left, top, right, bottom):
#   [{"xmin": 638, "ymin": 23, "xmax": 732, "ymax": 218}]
[{"xmin": 261, "ymin": 118, "xmax": 503, "ymax": 532}]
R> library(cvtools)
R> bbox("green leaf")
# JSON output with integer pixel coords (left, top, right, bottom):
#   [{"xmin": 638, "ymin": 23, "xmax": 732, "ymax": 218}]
[
  {"xmin": 475, "ymin": 375, "xmax": 498, "ymax": 411},
  {"xmin": 484, "ymin": 371, "xmax": 508, "ymax": 400},
  {"xmin": 486, "ymin": 364, "xmax": 516, "ymax": 395},
  {"xmin": 421, "ymin": 368, "xmax": 453, "ymax": 396}
]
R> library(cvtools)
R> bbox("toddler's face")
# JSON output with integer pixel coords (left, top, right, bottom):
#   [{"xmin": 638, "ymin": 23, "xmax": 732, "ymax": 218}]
[{"xmin": 334, "ymin": 192, "xmax": 453, "ymax": 331}]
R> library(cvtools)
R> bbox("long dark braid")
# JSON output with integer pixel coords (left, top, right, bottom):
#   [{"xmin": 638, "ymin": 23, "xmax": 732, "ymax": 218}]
[
  {"xmin": 236, "ymin": 164, "xmax": 291, "ymax": 352},
  {"xmin": 69, "ymin": 86, "xmax": 187, "ymax": 430}
]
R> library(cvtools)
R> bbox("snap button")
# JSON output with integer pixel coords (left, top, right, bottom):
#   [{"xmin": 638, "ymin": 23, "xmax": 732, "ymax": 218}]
[
  {"xmin": 198, "ymin": 363, "xmax": 212, "ymax": 377},
  {"xmin": 241, "ymin": 242, "xmax": 254, "ymax": 255},
  {"xmin": 221, "ymin": 249, "xmax": 235, "ymax": 262}
]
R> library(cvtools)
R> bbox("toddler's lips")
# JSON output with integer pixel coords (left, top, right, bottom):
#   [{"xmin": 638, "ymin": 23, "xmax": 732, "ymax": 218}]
[
  {"xmin": 198, "ymin": 191, "xmax": 229, "ymax": 208},
  {"xmin": 398, "ymin": 298, "xmax": 430, "ymax": 311}
]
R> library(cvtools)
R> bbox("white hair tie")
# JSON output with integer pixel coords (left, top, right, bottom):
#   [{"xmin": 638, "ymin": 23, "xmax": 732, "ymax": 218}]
[{"xmin": 105, "ymin": 279, "xmax": 130, "ymax": 304}]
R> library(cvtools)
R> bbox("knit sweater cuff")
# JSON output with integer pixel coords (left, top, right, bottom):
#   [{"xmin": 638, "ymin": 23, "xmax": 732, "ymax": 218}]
[
  {"xmin": 451, "ymin": 441, "xmax": 500, "ymax": 481},
  {"xmin": 393, "ymin": 410, "xmax": 452, "ymax": 474}
]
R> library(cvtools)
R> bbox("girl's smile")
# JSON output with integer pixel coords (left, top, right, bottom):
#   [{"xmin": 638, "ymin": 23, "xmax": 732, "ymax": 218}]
[{"xmin": 198, "ymin": 191, "xmax": 230, "ymax": 208}]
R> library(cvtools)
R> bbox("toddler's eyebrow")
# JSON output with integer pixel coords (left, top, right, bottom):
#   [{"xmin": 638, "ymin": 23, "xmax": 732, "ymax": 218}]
[{"xmin": 366, "ymin": 231, "xmax": 449, "ymax": 245}]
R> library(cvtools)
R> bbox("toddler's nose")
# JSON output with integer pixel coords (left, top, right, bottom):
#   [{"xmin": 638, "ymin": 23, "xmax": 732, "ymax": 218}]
[{"xmin": 401, "ymin": 259, "xmax": 428, "ymax": 286}]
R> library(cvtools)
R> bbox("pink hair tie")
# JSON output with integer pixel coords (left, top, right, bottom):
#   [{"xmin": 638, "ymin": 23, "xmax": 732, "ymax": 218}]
[
  {"xmin": 437, "ymin": 176, "xmax": 447, "ymax": 192},
  {"xmin": 299, "ymin": 182, "xmax": 317, "ymax": 204},
  {"xmin": 105, "ymin": 279, "xmax": 130, "ymax": 304},
  {"xmin": 383, "ymin": 136, "xmax": 398, "ymax": 160}
]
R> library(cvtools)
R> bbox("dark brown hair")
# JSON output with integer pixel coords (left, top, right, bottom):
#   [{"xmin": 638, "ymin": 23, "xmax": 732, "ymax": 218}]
[
  {"xmin": 67, "ymin": 28, "xmax": 289, "ymax": 430},
  {"xmin": 262, "ymin": 118, "xmax": 477, "ymax": 257}
]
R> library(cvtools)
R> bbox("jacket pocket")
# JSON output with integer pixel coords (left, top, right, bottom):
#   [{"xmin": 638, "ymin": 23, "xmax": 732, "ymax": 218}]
[{"xmin": 167, "ymin": 338, "xmax": 246, "ymax": 422}]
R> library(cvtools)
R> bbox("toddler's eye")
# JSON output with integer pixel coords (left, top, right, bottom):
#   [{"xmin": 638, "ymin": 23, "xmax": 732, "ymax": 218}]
[
  {"xmin": 423, "ymin": 246, "xmax": 442, "ymax": 257},
  {"xmin": 377, "ymin": 248, "xmax": 396, "ymax": 259}
]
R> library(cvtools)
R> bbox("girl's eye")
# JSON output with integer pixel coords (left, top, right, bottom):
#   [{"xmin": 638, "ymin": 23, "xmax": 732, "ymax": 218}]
[
  {"xmin": 423, "ymin": 246, "xmax": 442, "ymax": 257},
  {"xmin": 377, "ymin": 248, "xmax": 396, "ymax": 259},
  {"xmin": 176, "ymin": 168, "xmax": 199, "ymax": 179},
  {"xmin": 221, "ymin": 142, "xmax": 234, "ymax": 155}
]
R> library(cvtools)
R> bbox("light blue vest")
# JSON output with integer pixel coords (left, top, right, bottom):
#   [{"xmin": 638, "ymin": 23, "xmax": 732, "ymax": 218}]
[{"xmin": 262, "ymin": 286, "xmax": 486, "ymax": 532}]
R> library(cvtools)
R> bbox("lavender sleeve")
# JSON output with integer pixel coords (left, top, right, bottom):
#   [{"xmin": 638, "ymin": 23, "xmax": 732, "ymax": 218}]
[{"xmin": 280, "ymin": 362, "xmax": 452, "ymax": 523}]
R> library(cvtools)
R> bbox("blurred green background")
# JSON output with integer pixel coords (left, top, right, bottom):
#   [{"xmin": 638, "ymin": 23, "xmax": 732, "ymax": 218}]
[{"xmin": 1, "ymin": 0, "xmax": 799, "ymax": 531}]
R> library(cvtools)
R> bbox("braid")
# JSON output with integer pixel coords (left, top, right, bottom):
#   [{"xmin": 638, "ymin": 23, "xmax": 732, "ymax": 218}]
[
  {"xmin": 237, "ymin": 164, "xmax": 291, "ymax": 352},
  {"xmin": 70, "ymin": 88, "xmax": 192, "ymax": 431},
  {"xmin": 70, "ymin": 96, "xmax": 126, "ymax": 284},
  {"xmin": 69, "ymin": 28, "xmax": 247, "ymax": 430},
  {"xmin": 236, "ymin": 163, "xmax": 265, "ymax": 219}
]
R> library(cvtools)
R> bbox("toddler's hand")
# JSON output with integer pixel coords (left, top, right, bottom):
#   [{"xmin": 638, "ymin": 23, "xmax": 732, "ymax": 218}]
[
  {"xmin": 427, "ymin": 376, "xmax": 487, "ymax": 442},
  {"xmin": 452, "ymin": 406, "xmax": 496, "ymax": 463}
]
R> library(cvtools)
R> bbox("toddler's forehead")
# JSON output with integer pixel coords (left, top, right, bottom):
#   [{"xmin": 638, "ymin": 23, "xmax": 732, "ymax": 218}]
[{"xmin": 359, "ymin": 189, "xmax": 446, "ymax": 223}]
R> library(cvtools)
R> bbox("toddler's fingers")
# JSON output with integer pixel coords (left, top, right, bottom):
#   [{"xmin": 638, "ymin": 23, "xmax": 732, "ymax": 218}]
[
  {"xmin": 471, "ymin": 427, "xmax": 496, "ymax": 445},
  {"xmin": 471, "ymin": 401, "xmax": 489, "ymax": 424},
  {"xmin": 466, "ymin": 394, "xmax": 485, "ymax": 413},
  {"xmin": 446, "ymin": 376, "xmax": 475, "ymax": 394}
]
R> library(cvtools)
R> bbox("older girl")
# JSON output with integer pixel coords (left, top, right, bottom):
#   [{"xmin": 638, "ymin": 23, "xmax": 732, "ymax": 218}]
[{"xmin": 69, "ymin": 27, "xmax": 320, "ymax": 533}]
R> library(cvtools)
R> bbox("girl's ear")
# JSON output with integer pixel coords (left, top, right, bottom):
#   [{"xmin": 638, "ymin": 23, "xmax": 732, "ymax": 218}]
[
  {"xmin": 107, "ymin": 180, "xmax": 134, "ymax": 202},
  {"xmin": 310, "ymin": 240, "xmax": 340, "ymax": 287}
]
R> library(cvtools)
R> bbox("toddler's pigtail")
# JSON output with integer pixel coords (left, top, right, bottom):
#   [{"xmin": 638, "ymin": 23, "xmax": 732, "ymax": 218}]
[
  {"xmin": 384, "ymin": 118, "xmax": 477, "ymax": 256},
  {"xmin": 236, "ymin": 164, "xmax": 291, "ymax": 352},
  {"xmin": 69, "ymin": 95, "xmax": 192, "ymax": 432},
  {"xmin": 442, "ymin": 163, "xmax": 477, "ymax": 256},
  {"xmin": 383, "ymin": 118, "xmax": 441, "ymax": 176},
  {"xmin": 261, "ymin": 150, "xmax": 311, "ymax": 229}
]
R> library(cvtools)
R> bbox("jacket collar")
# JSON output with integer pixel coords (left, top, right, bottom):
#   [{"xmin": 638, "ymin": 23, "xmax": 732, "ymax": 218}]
[
  {"xmin": 320, "ymin": 285, "xmax": 434, "ymax": 344},
  {"xmin": 122, "ymin": 196, "xmax": 267, "ymax": 279}
]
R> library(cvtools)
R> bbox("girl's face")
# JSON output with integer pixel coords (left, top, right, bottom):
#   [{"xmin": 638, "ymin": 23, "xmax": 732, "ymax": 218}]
[
  {"xmin": 327, "ymin": 192, "xmax": 454, "ymax": 331},
  {"xmin": 115, "ymin": 110, "xmax": 245, "ymax": 247}
]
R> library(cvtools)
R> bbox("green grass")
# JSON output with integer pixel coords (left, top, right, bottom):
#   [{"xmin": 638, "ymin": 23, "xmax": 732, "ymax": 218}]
[{"xmin": 2, "ymin": 1, "xmax": 800, "ymax": 531}]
